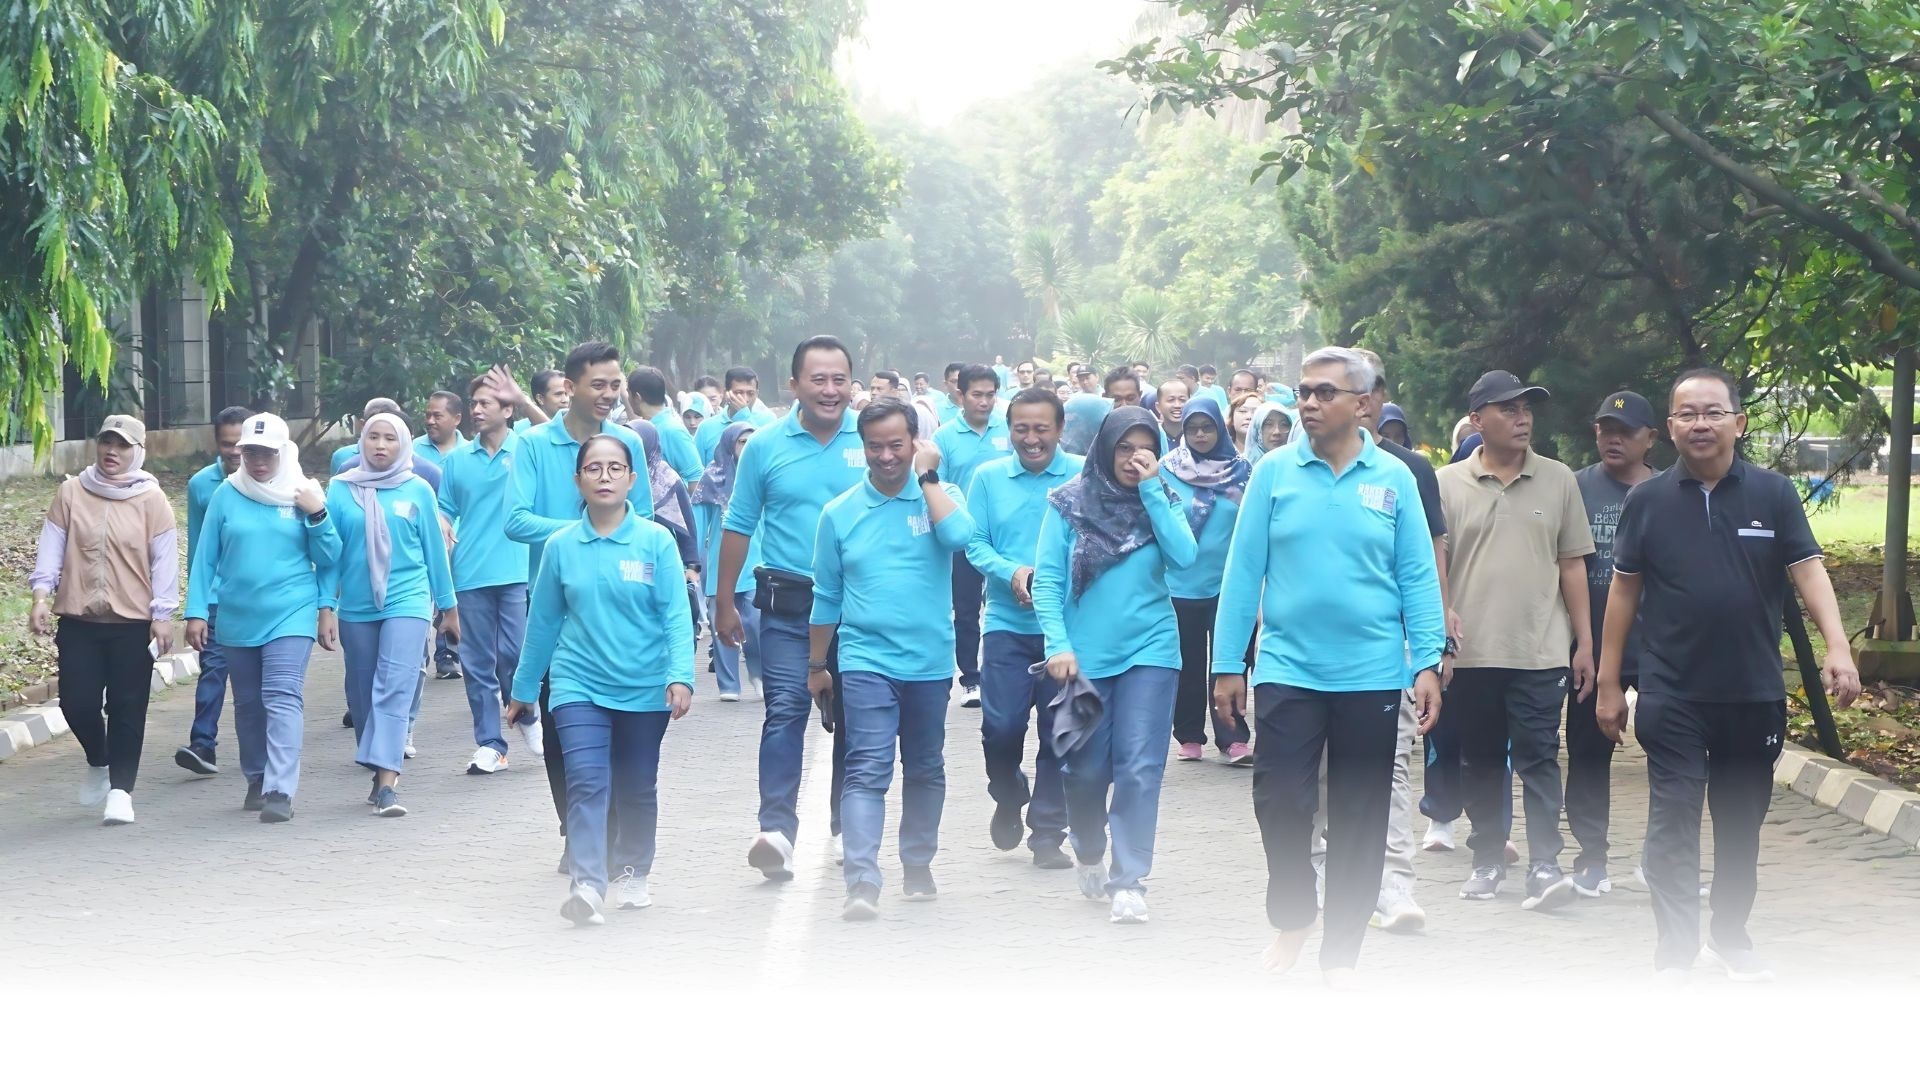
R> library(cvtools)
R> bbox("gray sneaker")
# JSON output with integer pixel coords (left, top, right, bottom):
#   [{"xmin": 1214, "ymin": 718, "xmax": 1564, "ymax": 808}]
[
  {"xmin": 1521, "ymin": 864, "xmax": 1576, "ymax": 911},
  {"xmin": 1570, "ymin": 865, "xmax": 1611, "ymax": 898},
  {"xmin": 1459, "ymin": 865, "xmax": 1504, "ymax": 900}
]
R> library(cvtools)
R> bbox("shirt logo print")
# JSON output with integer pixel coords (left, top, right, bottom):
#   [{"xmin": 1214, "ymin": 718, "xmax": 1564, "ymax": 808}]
[
  {"xmin": 843, "ymin": 448, "xmax": 864, "ymax": 468},
  {"xmin": 992, "ymin": 436, "xmax": 1009, "ymax": 451},
  {"xmin": 620, "ymin": 559, "xmax": 654, "ymax": 584},
  {"xmin": 908, "ymin": 512, "xmax": 931, "ymax": 537},
  {"xmin": 393, "ymin": 501, "xmax": 415, "ymax": 520},
  {"xmin": 279, "ymin": 506, "xmax": 296, "ymax": 519},
  {"xmin": 1357, "ymin": 483, "xmax": 1396, "ymax": 515}
]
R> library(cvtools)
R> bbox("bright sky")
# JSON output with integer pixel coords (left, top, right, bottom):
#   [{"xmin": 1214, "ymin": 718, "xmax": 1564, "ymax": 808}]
[{"xmin": 842, "ymin": 0, "xmax": 1147, "ymax": 125}]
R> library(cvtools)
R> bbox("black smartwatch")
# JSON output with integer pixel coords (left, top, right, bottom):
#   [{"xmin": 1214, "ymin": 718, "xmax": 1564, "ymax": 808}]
[
  {"xmin": 1442, "ymin": 635, "xmax": 1458, "ymax": 657},
  {"xmin": 306, "ymin": 508, "xmax": 328, "ymax": 525},
  {"xmin": 919, "ymin": 469, "xmax": 941, "ymax": 488}
]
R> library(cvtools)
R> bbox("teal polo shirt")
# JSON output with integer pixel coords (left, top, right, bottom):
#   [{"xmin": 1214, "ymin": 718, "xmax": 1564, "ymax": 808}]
[
  {"xmin": 1211, "ymin": 431, "xmax": 1444, "ymax": 691},
  {"xmin": 438, "ymin": 434, "xmax": 530, "ymax": 592},
  {"xmin": 1161, "ymin": 470, "xmax": 1242, "ymax": 600},
  {"xmin": 934, "ymin": 413, "xmax": 1012, "ymax": 498},
  {"xmin": 512, "ymin": 510, "xmax": 694, "ymax": 713},
  {"xmin": 634, "ymin": 414, "xmax": 701, "ymax": 482},
  {"xmin": 186, "ymin": 484, "xmax": 341, "ymax": 646},
  {"xmin": 504, "ymin": 410, "xmax": 654, "ymax": 581},
  {"xmin": 324, "ymin": 476, "xmax": 457, "ymax": 623},
  {"xmin": 186, "ymin": 460, "xmax": 226, "ymax": 567},
  {"xmin": 1030, "ymin": 475, "xmax": 1198, "ymax": 679},
  {"xmin": 721, "ymin": 406, "xmax": 866, "ymax": 578},
  {"xmin": 412, "ymin": 432, "xmax": 465, "ymax": 470},
  {"xmin": 697, "ymin": 401, "xmax": 778, "ymax": 465},
  {"xmin": 811, "ymin": 477, "xmax": 973, "ymax": 681},
  {"xmin": 965, "ymin": 449, "xmax": 1082, "ymax": 637}
]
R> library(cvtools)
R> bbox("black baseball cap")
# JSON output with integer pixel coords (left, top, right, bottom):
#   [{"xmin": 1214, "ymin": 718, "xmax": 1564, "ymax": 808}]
[
  {"xmin": 1467, "ymin": 370, "xmax": 1550, "ymax": 412},
  {"xmin": 1593, "ymin": 390, "xmax": 1656, "ymax": 430}
]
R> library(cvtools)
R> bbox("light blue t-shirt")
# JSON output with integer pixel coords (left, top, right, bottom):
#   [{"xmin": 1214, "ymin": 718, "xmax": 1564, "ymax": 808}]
[
  {"xmin": 812, "ymin": 478, "xmax": 973, "ymax": 681},
  {"xmin": 934, "ymin": 412, "xmax": 1012, "ymax": 499},
  {"xmin": 504, "ymin": 410, "xmax": 653, "ymax": 582},
  {"xmin": 992, "ymin": 365, "xmax": 1016, "ymax": 400},
  {"xmin": 721, "ymin": 406, "xmax": 866, "ymax": 578},
  {"xmin": 324, "ymin": 475, "xmax": 455, "ymax": 623},
  {"xmin": 185, "ymin": 484, "xmax": 341, "ymax": 646},
  {"xmin": 412, "ymin": 432, "xmax": 466, "ymax": 470},
  {"xmin": 696, "ymin": 401, "xmax": 778, "ymax": 465},
  {"xmin": 512, "ymin": 510, "xmax": 694, "ymax": 713},
  {"xmin": 186, "ymin": 460, "xmax": 226, "ymax": 567},
  {"xmin": 1031, "ymin": 475, "xmax": 1197, "ymax": 679},
  {"xmin": 965, "ymin": 450, "xmax": 1082, "ymax": 637},
  {"xmin": 1211, "ymin": 432, "xmax": 1444, "ymax": 691},
  {"xmin": 1160, "ymin": 469, "xmax": 1242, "ymax": 600},
  {"xmin": 438, "ymin": 433, "xmax": 530, "ymax": 592}
]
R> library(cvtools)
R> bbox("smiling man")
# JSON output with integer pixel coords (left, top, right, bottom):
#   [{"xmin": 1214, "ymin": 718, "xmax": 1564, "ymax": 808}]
[{"xmin": 934, "ymin": 363, "xmax": 1012, "ymax": 707}]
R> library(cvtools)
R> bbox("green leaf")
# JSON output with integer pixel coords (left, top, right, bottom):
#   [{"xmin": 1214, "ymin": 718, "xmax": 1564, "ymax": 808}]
[{"xmin": 1499, "ymin": 48, "xmax": 1521, "ymax": 78}]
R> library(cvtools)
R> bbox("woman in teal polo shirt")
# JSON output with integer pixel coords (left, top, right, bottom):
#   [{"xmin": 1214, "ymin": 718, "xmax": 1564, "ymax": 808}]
[
  {"xmin": 185, "ymin": 414, "xmax": 340, "ymax": 822},
  {"xmin": 1032, "ymin": 405, "xmax": 1197, "ymax": 926},
  {"xmin": 507, "ymin": 435, "xmax": 694, "ymax": 926},
  {"xmin": 691, "ymin": 420, "xmax": 763, "ymax": 701}
]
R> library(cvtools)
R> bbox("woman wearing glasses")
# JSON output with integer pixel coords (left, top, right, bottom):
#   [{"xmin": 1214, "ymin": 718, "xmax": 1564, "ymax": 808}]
[
  {"xmin": 507, "ymin": 434, "xmax": 694, "ymax": 926},
  {"xmin": 184, "ymin": 414, "xmax": 340, "ymax": 822},
  {"xmin": 328, "ymin": 413, "xmax": 458, "ymax": 817},
  {"xmin": 1032, "ymin": 406, "xmax": 1197, "ymax": 925}
]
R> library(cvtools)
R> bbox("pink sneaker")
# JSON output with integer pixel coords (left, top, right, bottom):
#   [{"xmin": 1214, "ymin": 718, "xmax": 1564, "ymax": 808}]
[
  {"xmin": 1177, "ymin": 742, "xmax": 1205, "ymax": 761},
  {"xmin": 1225, "ymin": 742, "xmax": 1256, "ymax": 766}
]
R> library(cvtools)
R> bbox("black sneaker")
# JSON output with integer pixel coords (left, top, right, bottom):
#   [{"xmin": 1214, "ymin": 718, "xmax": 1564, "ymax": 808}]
[
  {"xmin": 341, "ymin": 710, "xmax": 353, "ymax": 727},
  {"xmin": 435, "ymin": 663, "xmax": 462, "ymax": 680},
  {"xmin": 903, "ymin": 865, "xmax": 938, "ymax": 902},
  {"xmin": 1031, "ymin": 844, "xmax": 1074, "ymax": 870},
  {"xmin": 259, "ymin": 792, "xmax": 293, "ymax": 823},
  {"xmin": 960, "ymin": 684, "xmax": 981, "ymax": 708},
  {"xmin": 1570, "ymin": 864, "xmax": 1611, "ymax": 898},
  {"xmin": 843, "ymin": 882, "xmax": 881, "ymax": 921},
  {"xmin": 990, "ymin": 801, "xmax": 1024, "ymax": 851},
  {"xmin": 174, "ymin": 745, "xmax": 218, "ymax": 776},
  {"xmin": 1521, "ymin": 863, "xmax": 1576, "ymax": 911},
  {"xmin": 371, "ymin": 786, "xmax": 407, "ymax": 817},
  {"xmin": 242, "ymin": 778, "xmax": 265, "ymax": 812},
  {"xmin": 1459, "ymin": 865, "xmax": 1504, "ymax": 900}
]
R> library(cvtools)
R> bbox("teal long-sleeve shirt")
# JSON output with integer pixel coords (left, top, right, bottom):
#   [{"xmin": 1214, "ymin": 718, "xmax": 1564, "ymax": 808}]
[
  {"xmin": 636, "ymin": 414, "xmax": 702, "ymax": 483},
  {"xmin": 933, "ymin": 413, "xmax": 1012, "ymax": 497},
  {"xmin": 1210, "ymin": 432, "xmax": 1444, "ymax": 691},
  {"xmin": 504, "ymin": 410, "xmax": 653, "ymax": 582},
  {"xmin": 186, "ymin": 460, "xmax": 225, "ymax": 567},
  {"xmin": 325, "ymin": 476, "xmax": 456, "ymax": 623},
  {"xmin": 511, "ymin": 510, "xmax": 694, "ymax": 713},
  {"xmin": 1160, "ymin": 470, "xmax": 1242, "ymax": 600},
  {"xmin": 412, "ymin": 432, "xmax": 465, "ymax": 470},
  {"xmin": 438, "ymin": 434, "xmax": 530, "ymax": 592},
  {"xmin": 1031, "ymin": 474, "xmax": 1197, "ymax": 679},
  {"xmin": 965, "ymin": 450, "xmax": 1082, "ymax": 637},
  {"xmin": 694, "ymin": 501, "xmax": 763, "ymax": 598},
  {"xmin": 185, "ymin": 484, "xmax": 342, "ymax": 646},
  {"xmin": 721, "ymin": 406, "xmax": 866, "ymax": 577},
  {"xmin": 811, "ymin": 478, "xmax": 973, "ymax": 681}
]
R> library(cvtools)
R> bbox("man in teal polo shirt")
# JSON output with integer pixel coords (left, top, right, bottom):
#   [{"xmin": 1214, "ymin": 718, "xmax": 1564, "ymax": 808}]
[
  {"xmin": 415, "ymin": 389, "xmax": 468, "ymax": 678},
  {"xmin": 935, "ymin": 363, "xmax": 1011, "ymax": 707},
  {"xmin": 504, "ymin": 341, "xmax": 653, "ymax": 863},
  {"xmin": 173, "ymin": 405, "xmax": 252, "ymax": 777},
  {"xmin": 715, "ymin": 336, "xmax": 868, "ymax": 881},
  {"xmin": 966, "ymin": 387, "xmax": 1079, "ymax": 867},
  {"xmin": 807, "ymin": 399, "xmax": 973, "ymax": 918},
  {"xmin": 697, "ymin": 365, "xmax": 779, "ymax": 466},
  {"xmin": 626, "ymin": 366, "xmax": 702, "ymax": 482},
  {"xmin": 440, "ymin": 373, "xmax": 532, "ymax": 776}
]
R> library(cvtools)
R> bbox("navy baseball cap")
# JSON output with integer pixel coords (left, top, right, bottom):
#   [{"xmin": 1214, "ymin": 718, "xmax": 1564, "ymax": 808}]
[
  {"xmin": 1593, "ymin": 390, "xmax": 1656, "ymax": 430},
  {"xmin": 1467, "ymin": 370, "xmax": 1550, "ymax": 412}
]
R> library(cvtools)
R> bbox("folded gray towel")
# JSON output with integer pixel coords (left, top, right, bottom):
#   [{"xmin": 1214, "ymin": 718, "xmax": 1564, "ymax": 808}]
[{"xmin": 1031, "ymin": 661, "xmax": 1104, "ymax": 758}]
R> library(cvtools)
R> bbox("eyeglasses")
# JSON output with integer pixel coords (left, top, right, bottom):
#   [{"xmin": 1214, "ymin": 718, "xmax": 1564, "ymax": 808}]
[
  {"xmin": 578, "ymin": 462, "xmax": 632, "ymax": 479},
  {"xmin": 1294, "ymin": 383, "xmax": 1363, "ymax": 403},
  {"xmin": 1669, "ymin": 409, "xmax": 1741, "ymax": 425}
]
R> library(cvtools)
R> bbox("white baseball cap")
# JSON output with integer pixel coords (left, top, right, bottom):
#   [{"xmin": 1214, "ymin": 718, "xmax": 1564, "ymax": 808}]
[{"xmin": 236, "ymin": 413, "xmax": 290, "ymax": 449}]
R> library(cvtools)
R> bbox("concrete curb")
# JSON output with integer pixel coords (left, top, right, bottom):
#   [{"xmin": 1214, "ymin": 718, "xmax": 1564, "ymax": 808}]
[
  {"xmin": 1776, "ymin": 744, "xmax": 1920, "ymax": 849},
  {"xmin": 0, "ymin": 650, "xmax": 201, "ymax": 763}
]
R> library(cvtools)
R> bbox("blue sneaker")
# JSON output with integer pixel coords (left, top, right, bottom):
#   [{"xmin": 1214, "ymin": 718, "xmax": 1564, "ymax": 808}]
[
  {"xmin": 1571, "ymin": 865, "xmax": 1611, "ymax": 898},
  {"xmin": 371, "ymin": 786, "xmax": 407, "ymax": 817}
]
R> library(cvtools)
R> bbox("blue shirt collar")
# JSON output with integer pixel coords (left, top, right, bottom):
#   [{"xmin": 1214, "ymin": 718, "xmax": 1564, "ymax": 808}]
[
  {"xmin": 781, "ymin": 404, "xmax": 859, "ymax": 438},
  {"xmin": 572, "ymin": 507, "xmax": 642, "ymax": 544},
  {"xmin": 860, "ymin": 474, "xmax": 924, "ymax": 508},
  {"xmin": 1291, "ymin": 427, "xmax": 1381, "ymax": 471}
]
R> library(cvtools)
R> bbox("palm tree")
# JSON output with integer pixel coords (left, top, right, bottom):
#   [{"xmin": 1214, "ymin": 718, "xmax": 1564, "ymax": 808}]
[
  {"xmin": 1115, "ymin": 288, "xmax": 1183, "ymax": 369},
  {"xmin": 1013, "ymin": 228, "xmax": 1082, "ymax": 352},
  {"xmin": 1056, "ymin": 304, "xmax": 1116, "ymax": 366}
]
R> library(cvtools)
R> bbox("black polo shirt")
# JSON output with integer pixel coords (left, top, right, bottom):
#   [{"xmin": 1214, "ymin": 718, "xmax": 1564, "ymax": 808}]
[
  {"xmin": 1380, "ymin": 438, "xmax": 1447, "ymax": 538},
  {"xmin": 1612, "ymin": 457, "xmax": 1822, "ymax": 702}
]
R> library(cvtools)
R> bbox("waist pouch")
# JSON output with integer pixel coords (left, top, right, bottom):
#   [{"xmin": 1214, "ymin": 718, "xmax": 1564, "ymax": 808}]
[{"xmin": 753, "ymin": 566, "xmax": 814, "ymax": 618}]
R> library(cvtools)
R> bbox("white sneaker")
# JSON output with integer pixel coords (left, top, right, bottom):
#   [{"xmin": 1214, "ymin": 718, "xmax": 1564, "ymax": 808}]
[
  {"xmin": 102, "ymin": 789, "xmax": 135, "ymax": 825},
  {"xmin": 719, "ymin": 691, "xmax": 741, "ymax": 702},
  {"xmin": 748, "ymin": 831, "xmax": 795, "ymax": 881},
  {"xmin": 561, "ymin": 883, "xmax": 605, "ymax": 926},
  {"xmin": 78, "ymin": 766, "xmax": 110, "ymax": 807},
  {"xmin": 517, "ymin": 719, "xmax": 545, "ymax": 760},
  {"xmin": 1076, "ymin": 858, "xmax": 1107, "ymax": 900},
  {"xmin": 1422, "ymin": 820, "xmax": 1456, "ymax": 852},
  {"xmin": 1635, "ymin": 863, "xmax": 1710, "ymax": 898},
  {"xmin": 403, "ymin": 741, "xmax": 417, "ymax": 759},
  {"xmin": 612, "ymin": 868, "xmax": 653, "ymax": 910},
  {"xmin": 961, "ymin": 687, "xmax": 981, "ymax": 707},
  {"xmin": 1109, "ymin": 889, "xmax": 1149, "ymax": 924},
  {"xmin": 1371, "ymin": 892, "xmax": 1427, "ymax": 933},
  {"xmin": 466, "ymin": 747, "xmax": 507, "ymax": 775}
]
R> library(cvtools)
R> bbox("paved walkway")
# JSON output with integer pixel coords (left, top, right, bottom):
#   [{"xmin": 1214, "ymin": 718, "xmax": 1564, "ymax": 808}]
[{"xmin": 3, "ymin": 644, "xmax": 1918, "ymax": 993}]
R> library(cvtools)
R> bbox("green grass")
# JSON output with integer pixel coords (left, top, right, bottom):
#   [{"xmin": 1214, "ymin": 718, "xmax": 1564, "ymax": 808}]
[{"xmin": 1806, "ymin": 483, "xmax": 1917, "ymax": 550}]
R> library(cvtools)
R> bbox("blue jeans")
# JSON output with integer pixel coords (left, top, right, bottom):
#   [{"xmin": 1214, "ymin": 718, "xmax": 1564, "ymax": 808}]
[
  {"xmin": 1063, "ymin": 665, "xmax": 1178, "ymax": 894},
  {"xmin": 228, "ymin": 636, "xmax": 315, "ymax": 798},
  {"xmin": 839, "ymin": 671, "xmax": 949, "ymax": 891},
  {"xmin": 979, "ymin": 631, "xmax": 1066, "ymax": 849},
  {"xmin": 552, "ymin": 703, "xmax": 670, "ymax": 895},
  {"xmin": 342, "ymin": 617, "xmax": 431, "ymax": 774},
  {"xmin": 188, "ymin": 606, "xmax": 230, "ymax": 757},
  {"xmin": 712, "ymin": 591, "xmax": 761, "ymax": 695},
  {"xmin": 457, "ymin": 584, "xmax": 526, "ymax": 753},
  {"xmin": 756, "ymin": 609, "xmax": 847, "ymax": 841}
]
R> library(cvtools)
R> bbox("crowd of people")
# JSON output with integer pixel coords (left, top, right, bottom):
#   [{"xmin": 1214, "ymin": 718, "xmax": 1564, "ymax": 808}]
[{"xmin": 25, "ymin": 336, "xmax": 1863, "ymax": 984}]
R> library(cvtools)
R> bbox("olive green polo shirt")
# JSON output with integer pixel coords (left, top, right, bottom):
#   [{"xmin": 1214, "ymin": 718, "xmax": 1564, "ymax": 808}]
[{"xmin": 1436, "ymin": 447, "xmax": 1596, "ymax": 670}]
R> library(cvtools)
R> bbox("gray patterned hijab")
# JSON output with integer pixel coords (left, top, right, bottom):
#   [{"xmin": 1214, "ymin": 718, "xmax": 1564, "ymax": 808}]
[
  {"xmin": 1046, "ymin": 406, "xmax": 1172, "ymax": 600},
  {"xmin": 333, "ymin": 413, "xmax": 416, "ymax": 610},
  {"xmin": 692, "ymin": 421, "xmax": 756, "ymax": 509}
]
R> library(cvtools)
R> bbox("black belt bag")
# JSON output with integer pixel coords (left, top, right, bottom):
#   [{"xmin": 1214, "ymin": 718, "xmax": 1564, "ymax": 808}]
[{"xmin": 752, "ymin": 566, "xmax": 814, "ymax": 618}]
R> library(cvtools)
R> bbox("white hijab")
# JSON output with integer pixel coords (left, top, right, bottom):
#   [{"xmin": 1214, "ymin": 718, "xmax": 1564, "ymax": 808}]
[
  {"xmin": 77, "ymin": 444, "xmax": 159, "ymax": 501},
  {"xmin": 227, "ymin": 418, "xmax": 320, "ymax": 508}
]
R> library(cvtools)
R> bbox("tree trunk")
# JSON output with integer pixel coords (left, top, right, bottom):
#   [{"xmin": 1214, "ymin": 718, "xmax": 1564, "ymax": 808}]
[{"xmin": 268, "ymin": 158, "xmax": 361, "ymax": 371}]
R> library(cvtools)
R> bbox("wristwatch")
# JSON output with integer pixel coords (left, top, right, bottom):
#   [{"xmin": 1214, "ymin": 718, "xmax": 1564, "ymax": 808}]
[
  {"xmin": 918, "ymin": 469, "xmax": 941, "ymax": 487},
  {"xmin": 306, "ymin": 507, "xmax": 329, "ymax": 525},
  {"xmin": 1442, "ymin": 635, "xmax": 1458, "ymax": 657},
  {"xmin": 807, "ymin": 659, "xmax": 830, "ymax": 673}
]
